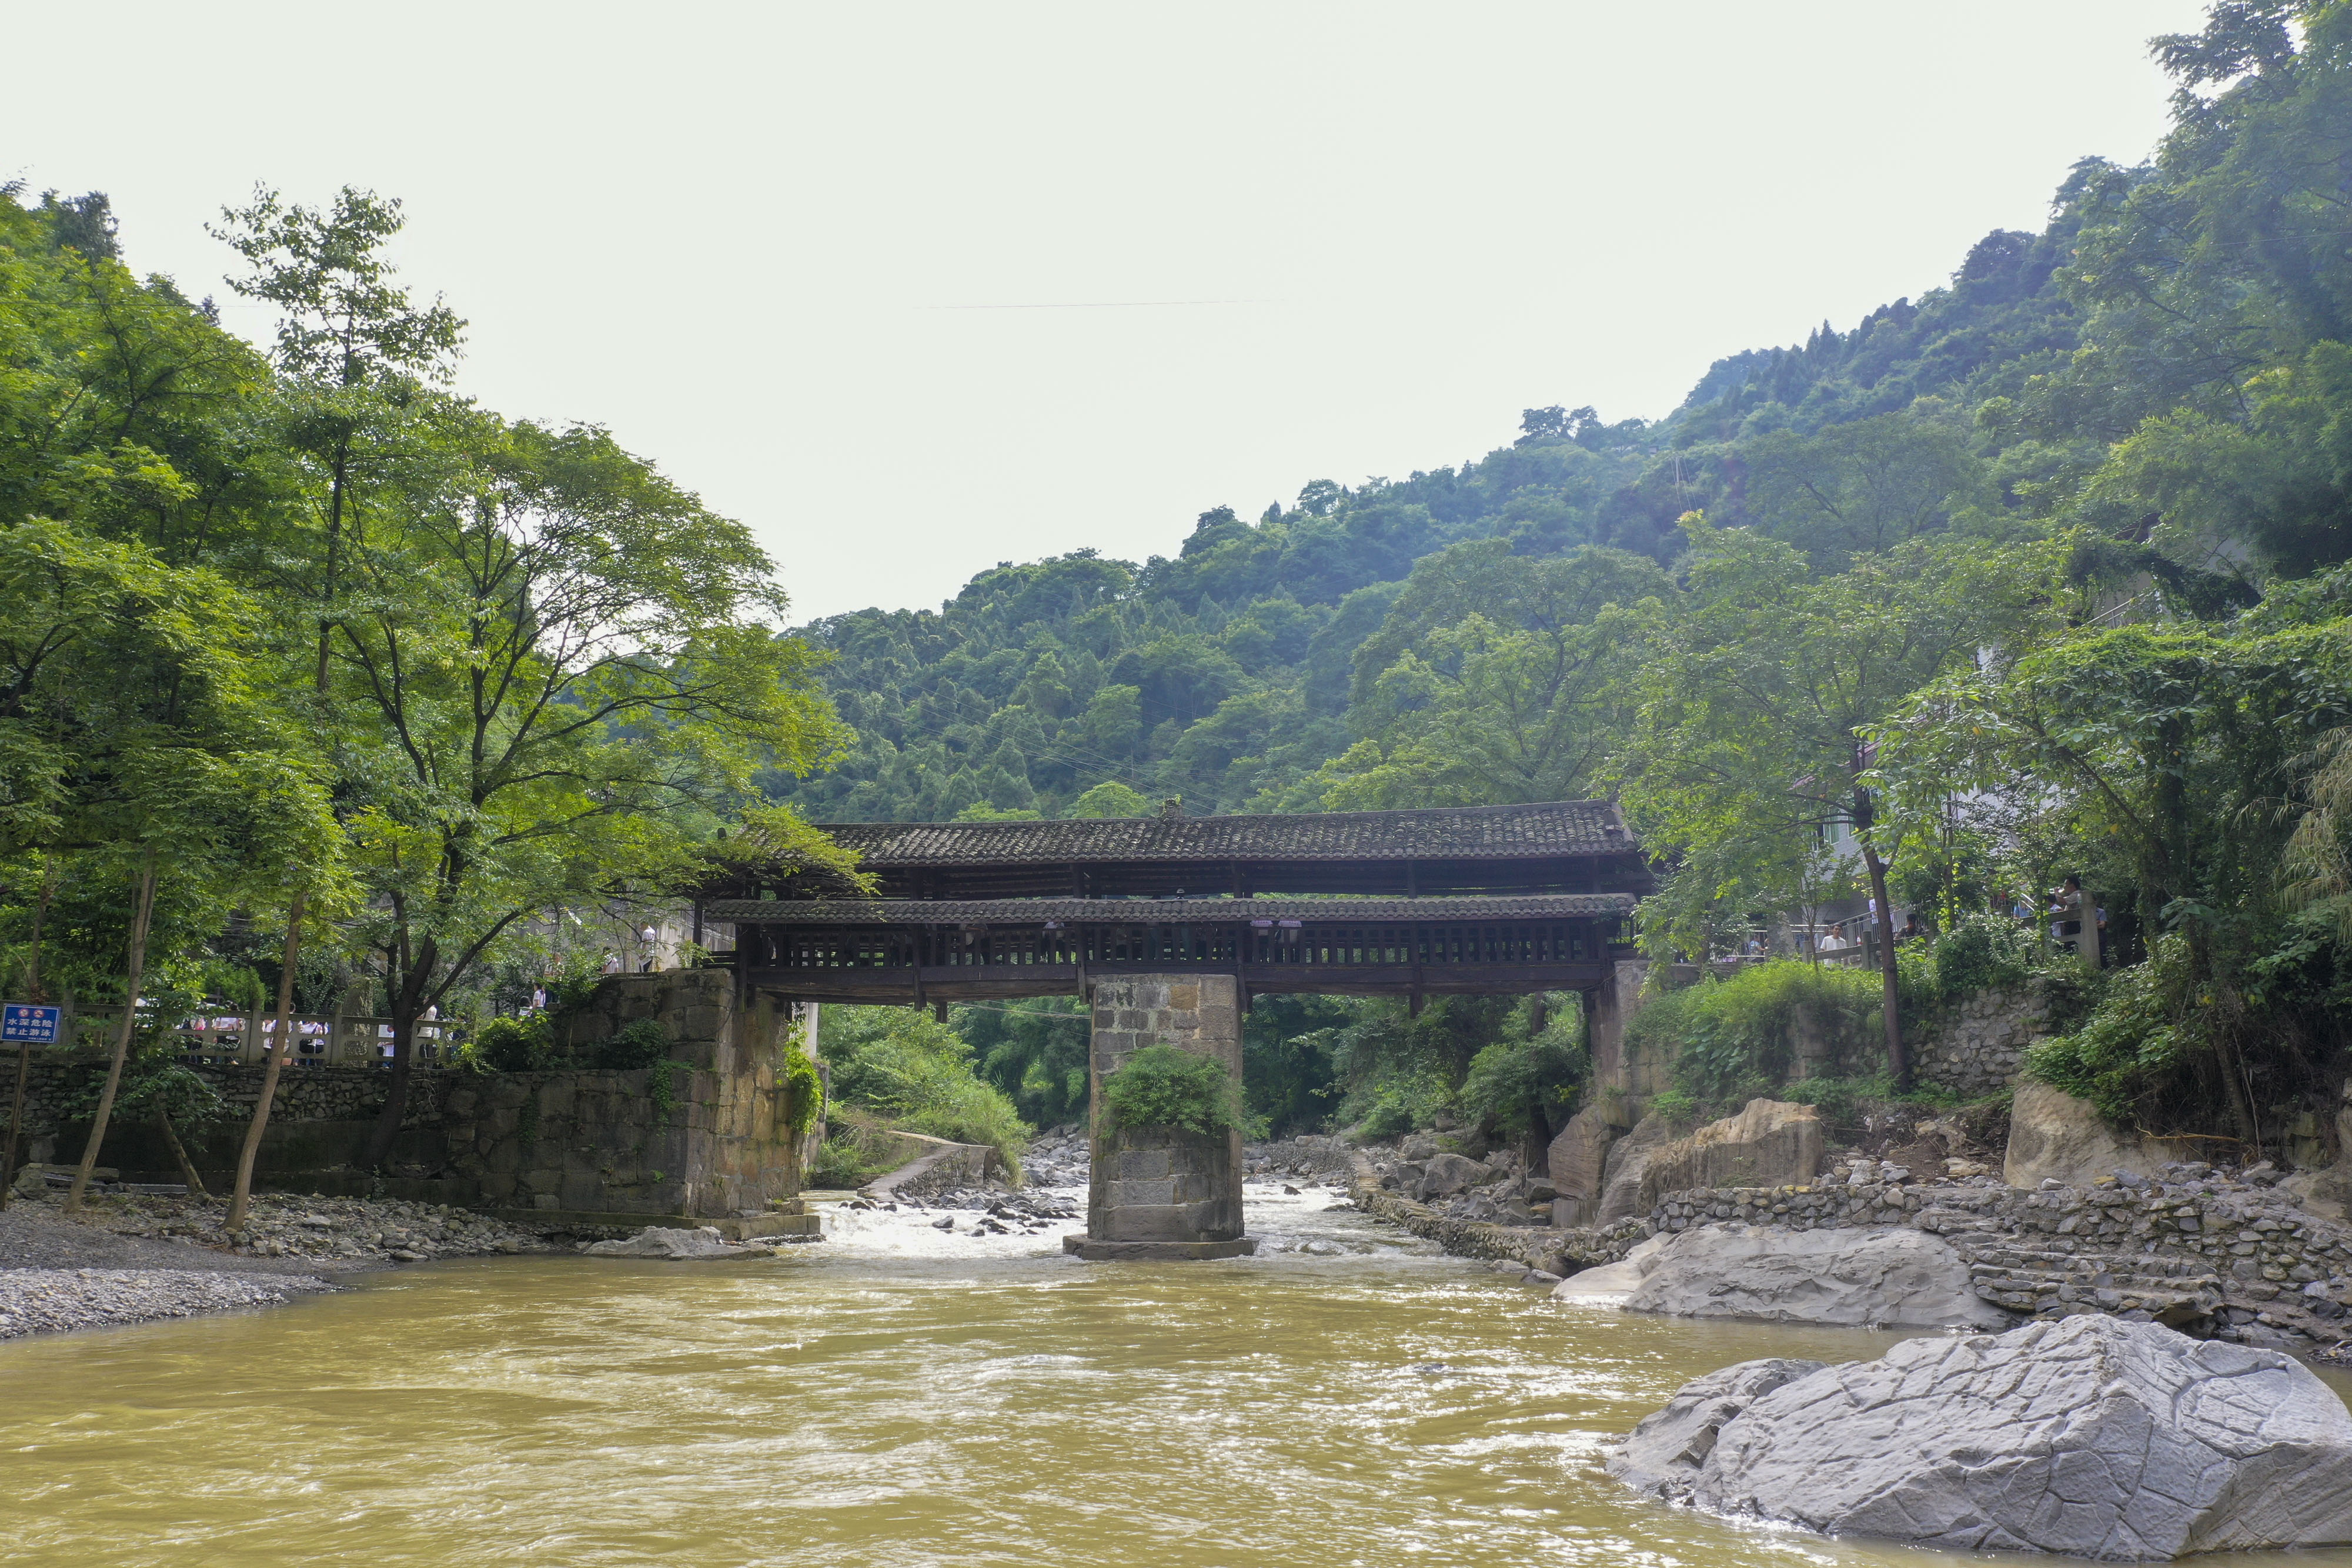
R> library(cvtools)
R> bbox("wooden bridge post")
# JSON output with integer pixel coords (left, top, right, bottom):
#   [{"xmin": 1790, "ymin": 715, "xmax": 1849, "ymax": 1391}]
[{"xmin": 1064, "ymin": 974, "xmax": 1256, "ymax": 1261}]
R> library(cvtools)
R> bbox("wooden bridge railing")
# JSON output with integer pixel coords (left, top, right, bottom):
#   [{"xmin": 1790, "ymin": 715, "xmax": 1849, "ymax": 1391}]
[{"xmin": 760, "ymin": 918, "xmax": 1612, "ymax": 972}]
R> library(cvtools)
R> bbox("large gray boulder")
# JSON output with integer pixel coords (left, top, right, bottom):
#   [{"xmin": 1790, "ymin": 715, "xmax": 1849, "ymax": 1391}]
[
  {"xmin": 580, "ymin": 1225, "xmax": 761, "ymax": 1260},
  {"xmin": 1414, "ymin": 1152, "xmax": 1491, "ymax": 1199},
  {"xmin": 1632, "ymin": 1098, "xmax": 1823, "ymax": 1215},
  {"xmin": 1544, "ymin": 1104, "xmax": 1622, "ymax": 1228},
  {"xmin": 1550, "ymin": 1232, "xmax": 1669, "ymax": 1302},
  {"xmin": 1612, "ymin": 1316, "xmax": 2352, "ymax": 1560},
  {"xmin": 1618, "ymin": 1222, "xmax": 2006, "ymax": 1329},
  {"xmin": 2004, "ymin": 1078, "xmax": 2150, "ymax": 1189},
  {"xmin": 1593, "ymin": 1113, "xmax": 1678, "ymax": 1222},
  {"xmin": 1605, "ymin": 1356, "xmax": 1825, "ymax": 1497}
]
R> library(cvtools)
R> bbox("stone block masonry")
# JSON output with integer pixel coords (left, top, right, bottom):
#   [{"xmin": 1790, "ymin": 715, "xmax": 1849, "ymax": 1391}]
[
  {"xmin": 1910, "ymin": 981, "xmax": 2051, "ymax": 1098},
  {"xmin": 1068, "ymin": 974, "xmax": 1254, "ymax": 1261},
  {"xmin": 5, "ymin": 969, "xmax": 808, "ymax": 1226},
  {"xmin": 1348, "ymin": 1146, "xmax": 2352, "ymax": 1351},
  {"xmin": 1629, "ymin": 1176, "xmax": 2352, "ymax": 1347}
]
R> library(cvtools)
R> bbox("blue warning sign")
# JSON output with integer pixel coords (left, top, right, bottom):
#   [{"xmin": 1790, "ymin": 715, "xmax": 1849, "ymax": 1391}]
[{"xmin": 2, "ymin": 1005, "xmax": 61, "ymax": 1043}]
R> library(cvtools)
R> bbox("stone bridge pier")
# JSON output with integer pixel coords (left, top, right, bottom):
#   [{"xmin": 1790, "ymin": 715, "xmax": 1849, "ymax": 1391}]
[{"xmin": 1065, "ymin": 974, "xmax": 1256, "ymax": 1261}]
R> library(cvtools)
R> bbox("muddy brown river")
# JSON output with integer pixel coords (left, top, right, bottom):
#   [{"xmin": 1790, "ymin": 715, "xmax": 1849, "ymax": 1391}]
[{"xmin": 8, "ymin": 1187, "xmax": 2352, "ymax": 1567}]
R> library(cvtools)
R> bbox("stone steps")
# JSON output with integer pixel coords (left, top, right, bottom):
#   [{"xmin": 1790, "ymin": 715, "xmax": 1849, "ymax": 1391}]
[
  {"xmin": 1946, "ymin": 1235, "xmax": 2219, "ymax": 1322},
  {"xmin": 1960, "ymin": 1241, "xmax": 2216, "ymax": 1281},
  {"xmin": 1944, "ymin": 1236, "xmax": 2349, "ymax": 1343}
]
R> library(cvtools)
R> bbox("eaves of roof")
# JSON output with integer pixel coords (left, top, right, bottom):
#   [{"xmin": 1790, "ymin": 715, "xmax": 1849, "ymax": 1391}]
[{"xmin": 704, "ymin": 893, "xmax": 1638, "ymax": 925}]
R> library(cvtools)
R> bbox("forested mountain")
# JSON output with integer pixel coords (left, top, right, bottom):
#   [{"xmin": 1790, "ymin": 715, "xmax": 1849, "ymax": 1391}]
[
  {"xmin": 786, "ymin": 0, "xmax": 2352, "ymax": 1154},
  {"xmin": 769, "ymin": 162, "xmax": 2106, "ymax": 825},
  {"xmin": 8, "ymin": 0, "xmax": 2352, "ymax": 1161}
]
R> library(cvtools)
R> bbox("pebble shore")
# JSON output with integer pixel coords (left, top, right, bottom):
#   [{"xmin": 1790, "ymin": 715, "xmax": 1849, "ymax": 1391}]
[
  {"xmin": 0, "ymin": 1266, "xmax": 335, "ymax": 1339},
  {"xmin": 0, "ymin": 1186, "xmax": 563, "ymax": 1341}
]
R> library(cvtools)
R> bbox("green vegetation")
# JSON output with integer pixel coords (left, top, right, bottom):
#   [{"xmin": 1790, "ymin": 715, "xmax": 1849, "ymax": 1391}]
[
  {"xmin": 8, "ymin": 2, "xmax": 2352, "ymax": 1163},
  {"xmin": 954, "ymin": 997, "xmax": 1092, "ymax": 1129},
  {"xmin": 591, "ymin": 1019, "xmax": 671, "ymax": 1072},
  {"xmin": 1626, "ymin": 962, "xmax": 1885, "ymax": 1108},
  {"xmin": 1932, "ymin": 914, "xmax": 2045, "ymax": 999},
  {"xmin": 1277, "ymin": 994, "xmax": 1582, "ymax": 1145},
  {"xmin": 465, "ymin": 1014, "xmax": 554, "ymax": 1073},
  {"xmin": 1099, "ymin": 1045, "xmax": 1252, "ymax": 1138},
  {"xmin": 644, "ymin": 1059, "xmax": 692, "ymax": 1124},
  {"xmin": 817, "ymin": 1007, "xmax": 1028, "ymax": 1178},
  {"xmin": 1454, "ymin": 1004, "xmax": 1587, "ymax": 1141},
  {"xmin": 790, "ymin": 3, "xmax": 2352, "ymax": 1149},
  {"xmin": 781, "ymin": 1035, "xmax": 824, "ymax": 1140},
  {"xmin": 0, "ymin": 175, "xmax": 839, "ymax": 1181},
  {"xmin": 807, "ymin": 1108, "xmax": 910, "ymax": 1189}
]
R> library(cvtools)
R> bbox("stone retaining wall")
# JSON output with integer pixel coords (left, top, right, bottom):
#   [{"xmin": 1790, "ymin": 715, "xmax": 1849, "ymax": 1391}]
[
  {"xmin": 1348, "ymin": 1153, "xmax": 1642, "ymax": 1273},
  {"xmin": 1624, "ymin": 1176, "xmax": 2352, "ymax": 1344},
  {"xmin": 1909, "ymin": 982, "xmax": 2049, "ymax": 1097},
  {"xmin": 6, "ymin": 969, "xmax": 800, "ymax": 1219},
  {"xmin": 859, "ymin": 1131, "xmax": 1001, "ymax": 1198},
  {"xmin": 3, "ymin": 1061, "xmax": 451, "ymax": 1143},
  {"xmin": 1355, "ymin": 1136, "xmax": 2352, "ymax": 1348},
  {"xmin": 4, "ymin": 1061, "xmax": 452, "ymax": 1181}
]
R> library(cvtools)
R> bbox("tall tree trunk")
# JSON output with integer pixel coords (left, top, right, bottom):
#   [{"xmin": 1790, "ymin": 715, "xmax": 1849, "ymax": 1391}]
[
  {"xmin": 154, "ymin": 1105, "xmax": 206, "ymax": 1197},
  {"xmin": 315, "ymin": 444, "xmax": 348, "ymax": 694},
  {"xmin": 2187, "ymin": 924, "xmax": 2259, "ymax": 1147},
  {"xmin": 66, "ymin": 851, "xmax": 159, "ymax": 1214},
  {"xmin": 0, "ymin": 860, "xmax": 54, "ymax": 1212},
  {"xmin": 359, "ymin": 938, "xmax": 433, "ymax": 1172},
  {"xmin": 1860, "ymin": 841, "xmax": 1911, "ymax": 1094},
  {"xmin": 228, "ymin": 890, "xmax": 304, "ymax": 1233},
  {"xmin": 1850, "ymin": 774, "xmax": 1911, "ymax": 1094}
]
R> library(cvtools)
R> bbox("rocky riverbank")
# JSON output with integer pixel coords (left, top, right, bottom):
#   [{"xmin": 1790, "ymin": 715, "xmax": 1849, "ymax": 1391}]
[
  {"xmin": 0, "ymin": 1266, "xmax": 338, "ymax": 1339},
  {"xmin": 1337, "ymin": 1130, "xmax": 2352, "ymax": 1355},
  {"xmin": 0, "ymin": 1186, "xmax": 567, "ymax": 1340},
  {"xmin": 5, "ymin": 1186, "xmax": 561, "ymax": 1265}
]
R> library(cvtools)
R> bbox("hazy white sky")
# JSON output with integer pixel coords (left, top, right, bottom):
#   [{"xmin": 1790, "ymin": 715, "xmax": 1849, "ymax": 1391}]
[{"xmin": 5, "ymin": 2, "xmax": 2207, "ymax": 621}]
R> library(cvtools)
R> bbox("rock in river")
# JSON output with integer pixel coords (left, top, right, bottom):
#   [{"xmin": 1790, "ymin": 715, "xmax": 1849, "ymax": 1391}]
[
  {"xmin": 580, "ymin": 1226, "xmax": 761, "ymax": 1260},
  {"xmin": 1605, "ymin": 1221, "xmax": 2006, "ymax": 1330},
  {"xmin": 1609, "ymin": 1315, "xmax": 2352, "ymax": 1560},
  {"xmin": 1605, "ymin": 1355, "xmax": 1826, "ymax": 1498},
  {"xmin": 1413, "ymin": 1152, "xmax": 1491, "ymax": 1199}
]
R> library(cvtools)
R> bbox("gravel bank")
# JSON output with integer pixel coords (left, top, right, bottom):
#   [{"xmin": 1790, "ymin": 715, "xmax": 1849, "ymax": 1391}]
[
  {"xmin": 0, "ymin": 1188, "xmax": 564, "ymax": 1340},
  {"xmin": 4, "ymin": 1187, "xmax": 560, "ymax": 1265},
  {"xmin": 0, "ymin": 1199, "xmax": 372, "ymax": 1277},
  {"xmin": 0, "ymin": 1266, "xmax": 336, "ymax": 1339}
]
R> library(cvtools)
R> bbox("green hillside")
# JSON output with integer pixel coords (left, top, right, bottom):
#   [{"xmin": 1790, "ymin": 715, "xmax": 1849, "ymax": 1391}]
[
  {"xmin": 771, "ymin": 166, "xmax": 2115, "ymax": 823},
  {"xmin": 6, "ymin": 0, "xmax": 2350, "ymax": 1155},
  {"xmin": 781, "ymin": 1, "xmax": 2352, "ymax": 1149}
]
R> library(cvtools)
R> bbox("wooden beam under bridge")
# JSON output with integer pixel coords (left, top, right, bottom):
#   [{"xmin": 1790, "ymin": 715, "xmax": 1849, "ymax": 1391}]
[{"xmin": 743, "ymin": 959, "xmax": 1615, "ymax": 1006}]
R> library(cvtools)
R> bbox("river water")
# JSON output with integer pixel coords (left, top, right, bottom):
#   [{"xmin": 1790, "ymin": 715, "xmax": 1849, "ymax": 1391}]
[{"xmin": 9, "ymin": 1185, "xmax": 2352, "ymax": 1568}]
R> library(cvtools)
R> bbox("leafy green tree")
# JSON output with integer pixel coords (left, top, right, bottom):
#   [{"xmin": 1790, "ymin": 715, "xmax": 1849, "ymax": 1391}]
[
  {"xmin": 1619, "ymin": 518, "xmax": 2054, "ymax": 1088},
  {"xmin": 329, "ymin": 413, "xmax": 844, "ymax": 1166},
  {"xmin": 213, "ymin": 186, "xmax": 463, "ymax": 689},
  {"xmin": 1067, "ymin": 780, "xmax": 1151, "ymax": 818},
  {"xmin": 2062, "ymin": 343, "xmax": 2352, "ymax": 577},
  {"xmin": 958, "ymin": 997, "xmax": 1091, "ymax": 1127},
  {"xmin": 1454, "ymin": 995, "xmax": 1587, "ymax": 1142},
  {"xmin": 1294, "ymin": 540, "xmax": 1666, "ymax": 808},
  {"xmin": 1742, "ymin": 409, "xmax": 1990, "ymax": 570},
  {"xmin": 1879, "ymin": 581, "xmax": 2352, "ymax": 1136}
]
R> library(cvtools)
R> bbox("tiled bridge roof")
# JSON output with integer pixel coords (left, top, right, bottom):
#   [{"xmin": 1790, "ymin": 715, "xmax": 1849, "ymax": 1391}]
[
  {"xmin": 707, "ymin": 893, "xmax": 1637, "ymax": 925},
  {"xmin": 811, "ymin": 801, "xmax": 1630, "ymax": 867}
]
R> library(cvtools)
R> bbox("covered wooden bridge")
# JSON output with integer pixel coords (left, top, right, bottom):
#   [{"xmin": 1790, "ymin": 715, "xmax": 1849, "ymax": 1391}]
[
  {"xmin": 701, "ymin": 801, "xmax": 1651, "ymax": 1259},
  {"xmin": 701, "ymin": 801, "xmax": 1652, "ymax": 1012}
]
